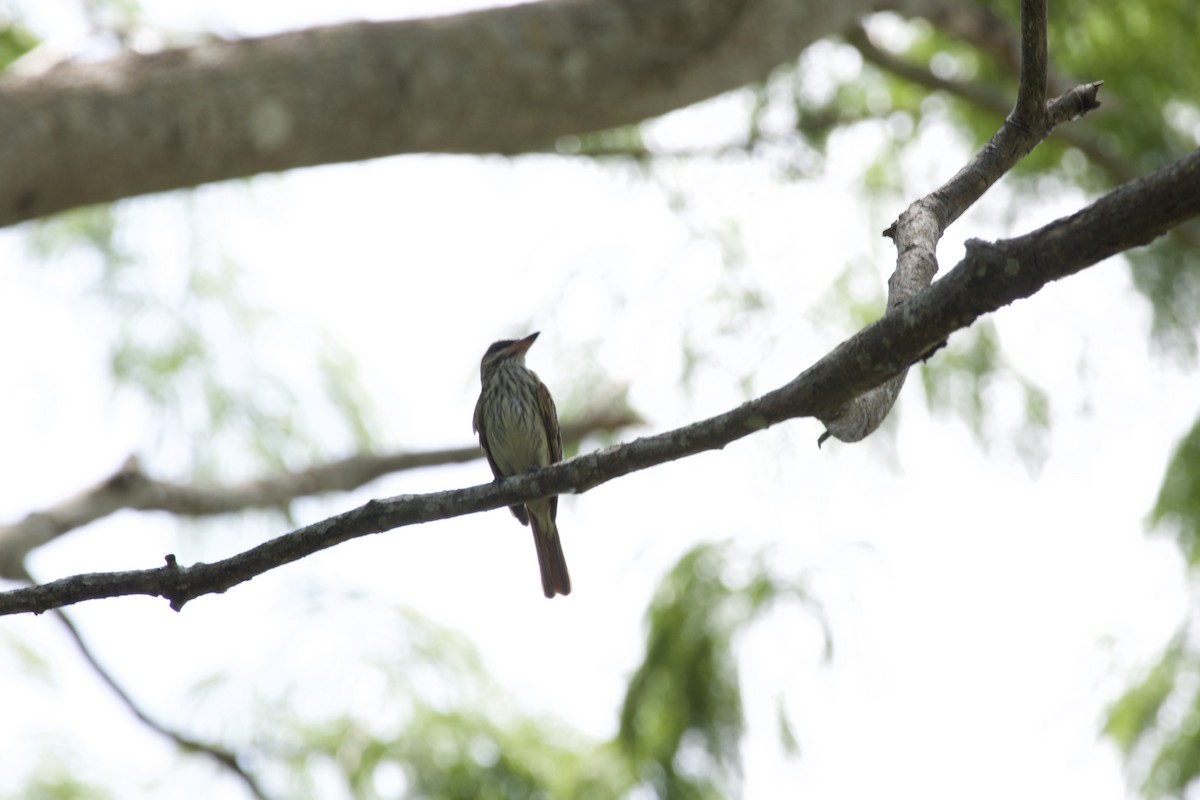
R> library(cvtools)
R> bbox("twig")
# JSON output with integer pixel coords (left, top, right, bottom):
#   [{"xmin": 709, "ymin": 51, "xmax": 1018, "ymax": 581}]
[
  {"xmin": 847, "ymin": 25, "xmax": 1130, "ymax": 184},
  {"xmin": 846, "ymin": 24, "xmax": 1200, "ymax": 254},
  {"xmin": 3, "ymin": 141, "xmax": 1198, "ymax": 616},
  {"xmin": 50, "ymin": 602, "xmax": 271, "ymax": 799}
]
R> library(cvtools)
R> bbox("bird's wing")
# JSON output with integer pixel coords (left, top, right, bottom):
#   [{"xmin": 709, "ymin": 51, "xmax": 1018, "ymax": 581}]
[
  {"xmin": 475, "ymin": 393, "xmax": 530, "ymax": 526},
  {"xmin": 537, "ymin": 379, "xmax": 562, "ymax": 521}
]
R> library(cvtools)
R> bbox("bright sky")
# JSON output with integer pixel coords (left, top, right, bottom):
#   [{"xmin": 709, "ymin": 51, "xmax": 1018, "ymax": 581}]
[{"xmin": 0, "ymin": 2, "xmax": 1192, "ymax": 799}]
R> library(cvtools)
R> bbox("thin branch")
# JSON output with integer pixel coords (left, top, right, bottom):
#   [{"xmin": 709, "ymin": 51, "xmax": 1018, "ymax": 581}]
[
  {"xmin": 879, "ymin": 0, "xmax": 1073, "ymax": 97},
  {"xmin": 847, "ymin": 24, "xmax": 1200, "ymax": 255},
  {"xmin": 1011, "ymin": 0, "xmax": 1048, "ymax": 124},
  {"xmin": 848, "ymin": 24, "xmax": 1013, "ymax": 111},
  {"xmin": 846, "ymin": 25, "xmax": 1135, "ymax": 183},
  {"xmin": 2, "ymin": 143, "xmax": 1198, "ymax": 616},
  {"xmin": 49, "ymin": 602, "xmax": 271, "ymax": 800},
  {"xmin": 820, "ymin": 0, "xmax": 1068, "ymax": 443},
  {"xmin": 0, "ymin": 406, "xmax": 641, "ymax": 580}
]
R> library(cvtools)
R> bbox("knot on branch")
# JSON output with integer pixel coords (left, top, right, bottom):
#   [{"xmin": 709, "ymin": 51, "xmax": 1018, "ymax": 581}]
[
  {"xmin": 160, "ymin": 553, "xmax": 193, "ymax": 612},
  {"xmin": 1047, "ymin": 80, "xmax": 1104, "ymax": 124}
]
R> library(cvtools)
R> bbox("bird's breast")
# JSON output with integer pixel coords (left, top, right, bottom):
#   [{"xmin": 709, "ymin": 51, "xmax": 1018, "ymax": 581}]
[{"xmin": 483, "ymin": 388, "xmax": 551, "ymax": 476}]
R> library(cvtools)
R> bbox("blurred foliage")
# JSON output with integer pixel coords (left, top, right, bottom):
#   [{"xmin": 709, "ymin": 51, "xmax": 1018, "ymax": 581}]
[
  {"xmin": 1104, "ymin": 627, "xmax": 1200, "ymax": 799},
  {"xmin": 557, "ymin": 126, "xmax": 650, "ymax": 162},
  {"xmin": 1108, "ymin": 412, "xmax": 1200, "ymax": 797},
  {"xmin": 1130, "ymin": 242, "xmax": 1200, "ymax": 361},
  {"xmin": 919, "ymin": 322, "xmax": 1050, "ymax": 470},
  {"xmin": 2, "ymin": 756, "xmax": 112, "ymax": 800},
  {"xmin": 0, "ymin": 18, "xmax": 37, "ymax": 69},
  {"xmin": 1150, "ymin": 416, "xmax": 1200, "ymax": 566},
  {"xmin": 1105, "ymin": 632, "xmax": 1182, "ymax": 759},
  {"xmin": 227, "ymin": 543, "xmax": 823, "ymax": 800},
  {"xmin": 25, "ymin": 205, "xmax": 379, "ymax": 479},
  {"xmin": 174, "ymin": 597, "xmax": 630, "ymax": 800},
  {"xmin": 0, "ymin": 625, "xmax": 52, "ymax": 683},
  {"xmin": 79, "ymin": 0, "xmax": 148, "ymax": 45},
  {"xmin": 619, "ymin": 543, "xmax": 828, "ymax": 800},
  {"xmin": 287, "ymin": 707, "xmax": 629, "ymax": 800}
]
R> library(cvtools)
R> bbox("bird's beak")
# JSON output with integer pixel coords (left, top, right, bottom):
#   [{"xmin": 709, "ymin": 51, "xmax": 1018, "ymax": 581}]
[{"xmin": 506, "ymin": 331, "xmax": 539, "ymax": 356}]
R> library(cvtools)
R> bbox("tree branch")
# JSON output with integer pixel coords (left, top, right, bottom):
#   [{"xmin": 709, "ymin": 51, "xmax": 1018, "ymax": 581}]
[
  {"xmin": 0, "ymin": 0, "xmax": 876, "ymax": 228},
  {"xmin": 886, "ymin": 0, "xmax": 1020, "ymax": 74},
  {"xmin": 847, "ymin": 22, "xmax": 1200, "ymax": 256},
  {"xmin": 2, "ymin": 142, "xmax": 1198, "ymax": 616},
  {"xmin": 49, "ymin": 604, "xmax": 271, "ymax": 799},
  {"xmin": 846, "ymin": 24, "xmax": 1135, "ymax": 183},
  {"xmin": 0, "ymin": 406, "xmax": 641, "ymax": 580},
  {"xmin": 820, "ymin": 0, "xmax": 1069, "ymax": 443}
]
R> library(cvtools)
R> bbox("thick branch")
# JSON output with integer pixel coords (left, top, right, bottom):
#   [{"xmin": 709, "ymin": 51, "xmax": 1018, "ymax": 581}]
[
  {"xmin": 0, "ymin": 406, "xmax": 640, "ymax": 579},
  {"xmin": 0, "ymin": 0, "xmax": 873, "ymax": 228},
  {"xmin": 3, "ymin": 144, "xmax": 1198, "ymax": 616}
]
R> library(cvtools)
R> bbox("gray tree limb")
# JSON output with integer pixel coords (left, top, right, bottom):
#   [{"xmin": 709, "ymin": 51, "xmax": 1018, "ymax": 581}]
[{"xmin": 0, "ymin": 0, "xmax": 874, "ymax": 228}]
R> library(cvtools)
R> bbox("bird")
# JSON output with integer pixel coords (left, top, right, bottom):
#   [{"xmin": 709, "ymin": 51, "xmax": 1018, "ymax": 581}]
[{"xmin": 473, "ymin": 332, "xmax": 571, "ymax": 598}]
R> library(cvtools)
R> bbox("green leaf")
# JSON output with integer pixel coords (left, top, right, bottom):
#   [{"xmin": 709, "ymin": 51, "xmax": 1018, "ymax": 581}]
[
  {"xmin": 1150, "ymin": 415, "xmax": 1200, "ymax": 565},
  {"xmin": 0, "ymin": 23, "xmax": 39, "ymax": 72},
  {"xmin": 1104, "ymin": 633, "xmax": 1183, "ymax": 755},
  {"xmin": 618, "ymin": 542, "xmax": 826, "ymax": 799}
]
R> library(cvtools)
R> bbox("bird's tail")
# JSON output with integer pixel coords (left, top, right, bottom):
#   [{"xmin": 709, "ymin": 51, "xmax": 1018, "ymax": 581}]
[{"xmin": 529, "ymin": 510, "xmax": 571, "ymax": 598}]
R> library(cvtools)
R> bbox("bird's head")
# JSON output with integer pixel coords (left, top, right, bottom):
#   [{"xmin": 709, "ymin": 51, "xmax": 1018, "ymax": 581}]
[{"xmin": 480, "ymin": 331, "xmax": 539, "ymax": 381}]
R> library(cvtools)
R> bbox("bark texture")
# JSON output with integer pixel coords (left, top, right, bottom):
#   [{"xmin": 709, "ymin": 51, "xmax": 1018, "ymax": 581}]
[{"xmin": 0, "ymin": 0, "xmax": 870, "ymax": 227}]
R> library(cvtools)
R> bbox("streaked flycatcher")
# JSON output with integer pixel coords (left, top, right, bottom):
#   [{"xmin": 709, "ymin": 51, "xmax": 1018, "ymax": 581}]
[{"xmin": 473, "ymin": 332, "xmax": 570, "ymax": 598}]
